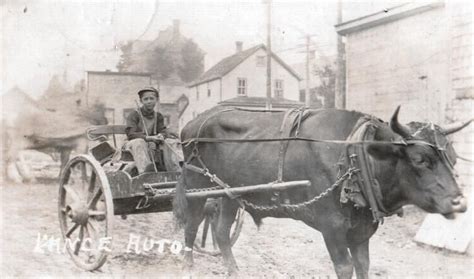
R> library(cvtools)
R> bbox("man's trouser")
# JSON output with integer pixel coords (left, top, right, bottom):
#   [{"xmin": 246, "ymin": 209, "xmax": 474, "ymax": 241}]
[
  {"xmin": 123, "ymin": 138, "xmax": 184, "ymax": 173},
  {"xmin": 123, "ymin": 138, "xmax": 155, "ymax": 174}
]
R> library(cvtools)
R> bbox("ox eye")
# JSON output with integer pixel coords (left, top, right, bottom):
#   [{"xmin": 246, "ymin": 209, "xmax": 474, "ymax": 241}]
[{"xmin": 411, "ymin": 155, "xmax": 433, "ymax": 169}]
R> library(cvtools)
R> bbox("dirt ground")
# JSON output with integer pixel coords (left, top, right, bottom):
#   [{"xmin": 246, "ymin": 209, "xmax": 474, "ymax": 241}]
[{"xmin": 1, "ymin": 178, "xmax": 473, "ymax": 278}]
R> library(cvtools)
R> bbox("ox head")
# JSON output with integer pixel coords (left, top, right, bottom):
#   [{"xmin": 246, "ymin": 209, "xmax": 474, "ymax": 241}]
[{"xmin": 367, "ymin": 106, "xmax": 470, "ymax": 219}]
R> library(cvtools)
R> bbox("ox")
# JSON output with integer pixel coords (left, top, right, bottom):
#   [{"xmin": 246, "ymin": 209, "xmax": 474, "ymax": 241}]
[
  {"xmin": 3, "ymin": 103, "xmax": 108, "ymax": 183},
  {"xmin": 174, "ymin": 106, "xmax": 470, "ymax": 278}
]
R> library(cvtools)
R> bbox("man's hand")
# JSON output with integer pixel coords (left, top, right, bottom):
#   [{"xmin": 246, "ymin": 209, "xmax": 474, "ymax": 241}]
[{"xmin": 146, "ymin": 134, "xmax": 165, "ymax": 142}]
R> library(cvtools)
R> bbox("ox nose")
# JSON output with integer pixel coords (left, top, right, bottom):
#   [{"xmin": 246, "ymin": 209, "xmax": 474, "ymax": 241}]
[
  {"xmin": 452, "ymin": 196, "xmax": 461, "ymax": 205},
  {"xmin": 451, "ymin": 196, "xmax": 467, "ymax": 213}
]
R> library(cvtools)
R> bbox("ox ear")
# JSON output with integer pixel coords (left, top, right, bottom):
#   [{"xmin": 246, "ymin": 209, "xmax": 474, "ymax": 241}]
[{"xmin": 366, "ymin": 143, "xmax": 404, "ymax": 161}]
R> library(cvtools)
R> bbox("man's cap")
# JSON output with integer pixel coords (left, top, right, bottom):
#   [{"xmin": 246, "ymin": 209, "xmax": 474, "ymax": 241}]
[{"xmin": 137, "ymin": 87, "xmax": 159, "ymax": 98}]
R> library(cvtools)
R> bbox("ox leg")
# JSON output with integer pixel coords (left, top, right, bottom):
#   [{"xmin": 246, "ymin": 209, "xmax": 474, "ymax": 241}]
[
  {"xmin": 215, "ymin": 198, "xmax": 239, "ymax": 275},
  {"xmin": 348, "ymin": 240, "xmax": 370, "ymax": 279},
  {"xmin": 183, "ymin": 198, "xmax": 206, "ymax": 269},
  {"xmin": 323, "ymin": 232, "xmax": 354, "ymax": 279}
]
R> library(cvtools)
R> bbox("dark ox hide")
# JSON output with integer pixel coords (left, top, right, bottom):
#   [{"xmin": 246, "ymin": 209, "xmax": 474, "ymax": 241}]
[{"xmin": 174, "ymin": 106, "xmax": 469, "ymax": 278}]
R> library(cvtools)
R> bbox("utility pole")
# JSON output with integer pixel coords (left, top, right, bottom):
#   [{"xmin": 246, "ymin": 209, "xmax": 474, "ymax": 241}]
[
  {"xmin": 297, "ymin": 34, "xmax": 316, "ymax": 107},
  {"xmin": 266, "ymin": 0, "xmax": 272, "ymax": 110},
  {"xmin": 335, "ymin": 0, "xmax": 346, "ymax": 109},
  {"xmin": 305, "ymin": 35, "xmax": 311, "ymax": 107}
]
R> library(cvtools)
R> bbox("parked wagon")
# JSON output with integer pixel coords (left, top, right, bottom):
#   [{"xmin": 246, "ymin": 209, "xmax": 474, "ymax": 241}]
[{"xmin": 58, "ymin": 125, "xmax": 310, "ymax": 271}]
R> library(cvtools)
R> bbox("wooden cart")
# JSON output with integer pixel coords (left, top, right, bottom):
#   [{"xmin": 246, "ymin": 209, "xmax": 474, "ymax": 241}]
[{"xmin": 58, "ymin": 125, "xmax": 310, "ymax": 271}]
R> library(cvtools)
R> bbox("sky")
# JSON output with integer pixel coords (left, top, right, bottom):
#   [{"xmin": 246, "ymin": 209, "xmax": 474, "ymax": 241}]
[{"xmin": 1, "ymin": 0, "xmax": 406, "ymax": 98}]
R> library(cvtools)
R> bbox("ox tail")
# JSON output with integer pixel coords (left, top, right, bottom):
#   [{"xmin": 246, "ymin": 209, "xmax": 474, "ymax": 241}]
[{"xmin": 173, "ymin": 175, "xmax": 188, "ymax": 229}]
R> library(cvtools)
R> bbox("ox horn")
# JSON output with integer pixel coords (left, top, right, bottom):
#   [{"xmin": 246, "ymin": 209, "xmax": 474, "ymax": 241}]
[
  {"xmin": 390, "ymin": 106, "xmax": 412, "ymax": 139},
  {"xmin": 440, "ymin": 118, "xmax": 474, "ymax": 135}
]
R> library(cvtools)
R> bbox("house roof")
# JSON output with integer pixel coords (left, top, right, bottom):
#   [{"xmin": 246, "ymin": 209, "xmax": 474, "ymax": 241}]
[
  {"xmin": 2, "ymin": 87, "xmax": 41, "ymax": 126},
  {"xmin": 124, "ymin": 23, "xmax": 189, "ymax": 85},
  {"xmin": 189, "ymin": 44, "xmax": 302, "ymax": 87},
  {"xmin": 2, "ymin": 86, "xmax": 38, "ymax": 107},
  {"xmin": 219, "ymin": 96, "xmax": 303, "ymax": 108},
  {"xmin": 87, "ymin": 71, "xmax": 153, "ymax": 77},
  {"xmin": 335, "ymin": 2, "xmax": 444, "ymax": 35}
]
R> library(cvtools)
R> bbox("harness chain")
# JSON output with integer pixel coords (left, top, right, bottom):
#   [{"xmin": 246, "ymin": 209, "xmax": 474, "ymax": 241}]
[
  {"xmin": 180, "ymin": 155, "xmax": 360, "ymax": 212},
  {"xmin": 240, "ymin": 167, "xmax": 360, "ymax": 212},
  {"xmin": 181, "ymin": 107, "xmax": 362, "ymax": 213},
  {"xmin": 178, "ymin": 107, "xmax": 456, "ymax": 221},
  {"xmin": 147, "ymin": 185, "xmax": 224, "ymax": 197}
]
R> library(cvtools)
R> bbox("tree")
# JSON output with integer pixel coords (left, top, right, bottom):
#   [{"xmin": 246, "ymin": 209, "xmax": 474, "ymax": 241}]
[
  {"xmin": 44, "ymin": 75, "xmax": 66, "ymax": 97},
  {"xmin": 116, "ymin": 41, "xmax": 133, "ymax": 72},
  {"xmin": 311, "ymin": 65, "xmax": 336, "ymax": 108},
  {"xmin": 115, "ymin": 34, "xmax": 204, "ymax": 84},
  {"xmin": 178, "ymin": 39, "xmax": 205, "ymax": 83},
  {"xmin": 147, "ymin": 46, "xmax": 175, "ymax": 81}
]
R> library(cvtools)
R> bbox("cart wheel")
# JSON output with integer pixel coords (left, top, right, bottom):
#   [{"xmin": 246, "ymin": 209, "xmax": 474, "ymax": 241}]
[
  {"xmin": 58, "ymin": 154, "xmax": 114, "ymax": 271},
  {"xmin": 193, "ymin": 199, "xmax": 244, "ymax": 256}
]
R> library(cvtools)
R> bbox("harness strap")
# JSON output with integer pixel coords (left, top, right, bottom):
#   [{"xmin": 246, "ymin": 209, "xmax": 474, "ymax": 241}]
[
  {"xmin": 277, "ymin": 107, "xmax": 308, "ymax": 182},
  {"xmin": 277, "ymin": 108, "xmax": 300, "ymax": 182},
  {"xmin": 343, "ymin": 117, "xmax": 391, "ymax": 223}
]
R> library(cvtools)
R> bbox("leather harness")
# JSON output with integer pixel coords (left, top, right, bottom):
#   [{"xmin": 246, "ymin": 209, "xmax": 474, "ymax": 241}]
[{"xmin": 182, "ymin": 107, "xmax": 453, "ymax": 223}]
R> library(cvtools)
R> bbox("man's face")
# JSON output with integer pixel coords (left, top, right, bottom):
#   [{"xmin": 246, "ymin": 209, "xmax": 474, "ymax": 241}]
[{"xmin": 140, "ymin": 91, "xmax": 157, "ymax": 111}]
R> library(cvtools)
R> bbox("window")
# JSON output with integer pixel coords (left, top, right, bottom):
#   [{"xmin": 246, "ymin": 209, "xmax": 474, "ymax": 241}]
[
  {"xmin": 274, "ymin": 79, "xmax": 284, "ymax": 98},
  {"xmin": 237, "ymin": 78, "xmax": 247, "ymax": 96},
  {"xmin": 256, "ymin": 55, "xmax": 265, "ymax": 67},
  {"xmin": 208, "ymin": 89, "xmax": 211, "ymax": 97}
]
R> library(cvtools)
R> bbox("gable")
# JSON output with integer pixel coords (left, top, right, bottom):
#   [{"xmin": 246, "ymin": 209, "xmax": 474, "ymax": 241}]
[{"xmin": 189, "ymin": 44, "xmax": 301, "ymax": 87}]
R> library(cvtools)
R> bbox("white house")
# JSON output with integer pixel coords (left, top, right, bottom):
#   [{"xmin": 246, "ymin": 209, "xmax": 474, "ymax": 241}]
[{"xmin": 180, "ymin": 43, "xmax": 302, "ymax": 129}]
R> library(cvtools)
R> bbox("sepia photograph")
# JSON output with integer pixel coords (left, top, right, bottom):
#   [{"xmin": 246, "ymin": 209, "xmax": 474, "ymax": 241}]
[{"xmin": 1, "ymin": 0, "xmax": 473, "ymax": 277}]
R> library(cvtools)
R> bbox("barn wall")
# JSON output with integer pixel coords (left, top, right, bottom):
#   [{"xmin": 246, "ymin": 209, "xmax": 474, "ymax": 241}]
[
  {"xmin": 446, "ymin": 1, "xmax": 473, "ymax": 188},
  {"xmin": 343, "ymin": 2, "xmax": 473, "ymax": 186},
  {"xmin": 345, "ymin": 6, "xmax": 449, "ymax": 124},
  {"xmin": 446, "ymin": 100, "xmax": 474, "ymax": 187}
]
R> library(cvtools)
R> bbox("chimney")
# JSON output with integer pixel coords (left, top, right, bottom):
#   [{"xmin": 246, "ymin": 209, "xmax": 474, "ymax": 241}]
[
  {"xmin": 173, "ymin": 19, "xmax": 180, "ymax": 38},
  {"xmin": 235, "ymin": 41, "xmax": 243, "ymax": 53}
]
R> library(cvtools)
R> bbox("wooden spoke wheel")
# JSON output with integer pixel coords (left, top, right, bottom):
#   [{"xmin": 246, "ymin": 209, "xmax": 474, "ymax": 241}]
[
  {"xmin": 193, "ymin": 199, "xmax": 244, "ymax": 256},
  {"xmin": 58, "ymin": 154, "xmax": 114, "ymax": 271}
]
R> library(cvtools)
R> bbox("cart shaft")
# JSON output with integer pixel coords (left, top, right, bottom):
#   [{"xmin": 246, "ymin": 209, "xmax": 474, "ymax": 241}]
[{"xmin": 184, "ymin": 180, "xmax": 311, "ymax": 199}]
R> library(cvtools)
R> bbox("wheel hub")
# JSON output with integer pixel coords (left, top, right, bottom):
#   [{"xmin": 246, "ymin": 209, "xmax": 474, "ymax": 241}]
[{"xmin": 67, "ymin": 202, "xmax": 89, "ymax": 225}]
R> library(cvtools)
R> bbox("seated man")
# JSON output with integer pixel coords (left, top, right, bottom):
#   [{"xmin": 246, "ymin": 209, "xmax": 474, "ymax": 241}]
[{"xmin": 124, "ymin": 87, "xmax": 183, "ymax": 174}]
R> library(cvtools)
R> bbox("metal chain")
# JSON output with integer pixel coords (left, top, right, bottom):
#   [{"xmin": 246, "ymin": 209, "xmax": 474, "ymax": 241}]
[
  {"xmin": 240, "ymin": 167, "xmax": 359, "ymax": 212},
  {"xmin": 145, "ymin": 166, "xmax": 358, "ymax": 213},
  {"xmin": 186, "ymin": 186, "xmax": 224, "ymax": 193},
  {"xmin": 145, "ymin": 185, "xmax": 227, "ymax": 197}
]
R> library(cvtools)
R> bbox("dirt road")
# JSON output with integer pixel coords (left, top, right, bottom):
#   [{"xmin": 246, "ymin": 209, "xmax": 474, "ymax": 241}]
[{"xmin": 1, "ymin": 181, "xmax": 473, "ymax": 278}]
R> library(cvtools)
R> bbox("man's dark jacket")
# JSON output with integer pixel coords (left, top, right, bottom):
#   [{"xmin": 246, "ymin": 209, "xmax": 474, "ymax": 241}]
[{"xmin": 125, "ymin": 107, "xmax": 166, "ymax": 140}]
